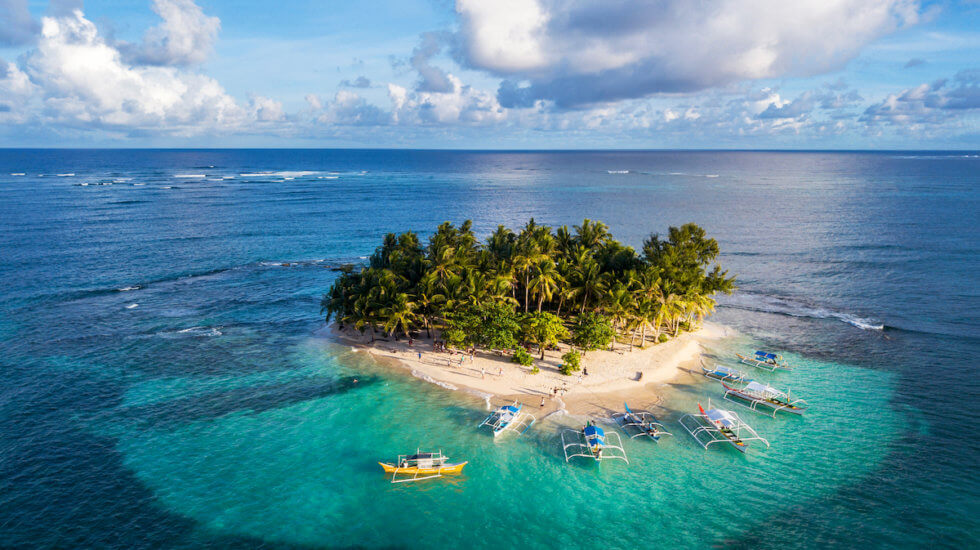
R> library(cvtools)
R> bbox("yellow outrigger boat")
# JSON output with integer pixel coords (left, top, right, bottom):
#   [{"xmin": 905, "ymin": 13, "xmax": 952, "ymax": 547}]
[{"xmin": 378, "ymin": 450, "xmax": 467, "ymax": 483}]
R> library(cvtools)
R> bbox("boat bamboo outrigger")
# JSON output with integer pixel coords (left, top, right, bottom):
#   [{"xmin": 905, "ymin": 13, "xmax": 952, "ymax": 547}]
[
  {"xmin": 613, "ymin": 403, "xmax": 672, "ymax": 441},
  {"xmin": 478, "ymin": 401, "xmax": 536, "ymax": 437},
  {"xmin": 722, "ymin": 381, "xmax": 808, "ymax": 417},
  {"xmin": 700, "ymin": 360, "xmax": 749, "ymax": 383},
  {"xmin": 378, "ymin": 450, "xmax": 468, "ymax": 483},
  {"xmin": 561, "ymin": 421, "xmax": 628, "ymax": 463},
  {"xmin": 678, "ymin": 400, "xmax": 769, "ymax": 453},
  {"xmin": 737, "ymin": 351, "xmax": 792, "ymax": 371}
]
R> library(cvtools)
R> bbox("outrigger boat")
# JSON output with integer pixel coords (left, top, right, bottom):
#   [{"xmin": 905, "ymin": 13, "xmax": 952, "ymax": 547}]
[
  {"xmin": 378, "ymin": 449, "xmax": 467, "ymax": 483},
  {"xmin": 678, "ymin": 400, "xmax": 769, "ymax": 453},
  {"xmin": 700, "ymin": 361, "xmax": 749, "ymax": 383},
  {"xmin": 722, "ymin": 381, "xmax": 808, "ymax": 417},
  {"xmin": 478, "ymin": 401, "xmax": 536, "ymax": 437},
  {"xmin": 613, "ymin": 403, "xmax": 672, "ymax": 441},
  {"xmin": 737, "ymin": 351, "xmax": 792, "ymax": 371},
  {"xmin": 561, "ymin": 420, "xmax": 628, "ymax": 463}
]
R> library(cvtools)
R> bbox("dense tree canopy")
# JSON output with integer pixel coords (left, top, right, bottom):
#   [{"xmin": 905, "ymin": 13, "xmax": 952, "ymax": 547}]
[{"xmin": 322, "ymin": 219, "xmax": 735, "ymax": 360}]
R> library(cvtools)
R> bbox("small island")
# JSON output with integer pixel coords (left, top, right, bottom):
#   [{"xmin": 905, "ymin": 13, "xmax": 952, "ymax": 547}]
[{"xmin": 322, "ymin": 219, "xmax": 735, "ymax": 414}]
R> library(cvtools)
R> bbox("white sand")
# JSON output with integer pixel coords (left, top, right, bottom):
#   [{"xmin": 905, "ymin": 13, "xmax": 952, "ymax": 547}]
[{"xmin": 329, "ymin": 321, "xmax": 730, "ymax": 415}]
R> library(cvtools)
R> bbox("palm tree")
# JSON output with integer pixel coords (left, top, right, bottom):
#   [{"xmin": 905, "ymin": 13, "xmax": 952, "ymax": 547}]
[
  {"xmin": 381, "ymin": 293, "xmax": 417, "ymax": 340},
  {"xmin": 529, "ymin": 258, "xmax": 564, "ymax": 312}
]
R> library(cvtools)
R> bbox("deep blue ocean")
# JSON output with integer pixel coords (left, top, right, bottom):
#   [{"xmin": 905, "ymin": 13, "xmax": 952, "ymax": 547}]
[{"xmin": 0, "ymin": 149, "xmax": 977, "ymax": 548}]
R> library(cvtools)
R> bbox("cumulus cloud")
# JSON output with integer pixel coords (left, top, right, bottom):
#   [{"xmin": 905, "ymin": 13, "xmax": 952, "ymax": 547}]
[
  {"xmin": 388, "ymin": 74, "xmax": 506, "ymax": 125},
  {"xmin": 454, "ymin": 0, "xmax": 922, "ymax": 108},
  {"xmin": 122, "ymin": 0, "xmax": 220, "ymax": 66},
  {"xmin": 861, "ymin": 70, "xmax": 980, "ymax": 126},
  {"xmin": 0, "ymin": 0, "xmax": 38, "ymax": 45},
  {"xmin": 410, "ymin": 31, "xmax": 454, "ymax": 93},
  {"xmin": 23, "ymin": 9, "xmax": 244, "ymax": 133},
  {"xmin": 339, "ymin": 75, "xmax": 372, "ymax": 88}
]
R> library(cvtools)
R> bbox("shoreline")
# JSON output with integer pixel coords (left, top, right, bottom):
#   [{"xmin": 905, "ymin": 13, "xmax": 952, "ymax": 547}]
[{"xmin": 324, "ymin": 321, "xmax": 731, "ymax": 416}]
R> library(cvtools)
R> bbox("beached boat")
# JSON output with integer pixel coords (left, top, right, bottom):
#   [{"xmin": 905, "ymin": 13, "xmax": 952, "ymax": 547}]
[
  {"xmin": 614, "ymin": 403, "xmax": 672, "ymax": 441},
  {"xmin": 722, "ymin": 381, "xmax": 808, "ymax": 417},
  {"xmin": 678, "ymin": 401, "xmax": 769, "ymax": 453},
  {"xmin": 737, "ymin": 351, "xmax": 792, "ymax": 371},
  {"xmin": 562, "ymin": 420, "xmax": 628, "ymax": 463},
  {"xmin": 701, "ymin": 361, "xmax": 749, "ymax": 383},
  {"xmin": 378, "ymin": 450, "xmax": 468, "ymax": 483},
  {"xmin": 478, "ymin": 401, "xmax": 536, "ymax": 437}
]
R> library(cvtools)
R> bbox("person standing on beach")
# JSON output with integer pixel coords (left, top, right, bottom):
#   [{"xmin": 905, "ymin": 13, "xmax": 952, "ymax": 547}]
[
  {"xmin": 418, "ymin": 351, "xmax": 422, "ymax": 362},
  {"xmin": 481, "ymin": 366, "xmax": 485, "ymax": 379}
]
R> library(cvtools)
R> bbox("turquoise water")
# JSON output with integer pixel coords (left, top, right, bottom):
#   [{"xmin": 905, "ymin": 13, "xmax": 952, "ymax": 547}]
[
  {"xmin": 1, "ymin": 150, "xmax": 977, "ymax": 548},
  {"xmin": 109, "ymin": 337, "xmax": 899, "ymax": 548}
]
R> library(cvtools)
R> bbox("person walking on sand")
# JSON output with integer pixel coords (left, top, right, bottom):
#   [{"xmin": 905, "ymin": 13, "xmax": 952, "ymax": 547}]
[
  {"xmin": 540, "ymin": 396, "xmax": 545, "ymax": 407},
  {"xmin": 418, "ymin": 351, "xmax": 422, "ymax": 362},
  {"xmin": 481, "ymin": 366, "xmax": 486, "ymax": 379}
]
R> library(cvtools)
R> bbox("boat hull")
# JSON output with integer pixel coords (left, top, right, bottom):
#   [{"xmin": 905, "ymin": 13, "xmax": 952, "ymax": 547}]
[
  {"xmin": 378, "ymin": 461, "xmax": 468, "ymax": 476},
  {"xmin": 725, "ymin": 389, "xmax": 807, "ymax": 415}
]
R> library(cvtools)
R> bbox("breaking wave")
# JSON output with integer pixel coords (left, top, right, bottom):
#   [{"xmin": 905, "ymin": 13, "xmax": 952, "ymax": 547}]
[
  {"xmin": 607, "ymin": 170, "xmax": 630, "ymax": 174},
  {"xmin": 410, "ymin": 369, "xmax": 458, "ymax": 391},
  {"xmin": 719, "ymin": 292, "xmax": 884, "ymax": 330}
]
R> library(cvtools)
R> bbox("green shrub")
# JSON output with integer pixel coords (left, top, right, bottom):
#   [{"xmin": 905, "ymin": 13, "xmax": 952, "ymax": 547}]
[
  {"xmin": 560, "ymin": 349, "xmax": 581, "ymax": 375},
  {"xmin": 512, "ymin": 347, "xmax": 534, "ymax": 367},
  {"xmin": 529, "ymin": 365, "xmax": 540, "ymax": 375},
  {"xmin": 657, "ymin": 334, "xmax": 669, "ymax": 343}
]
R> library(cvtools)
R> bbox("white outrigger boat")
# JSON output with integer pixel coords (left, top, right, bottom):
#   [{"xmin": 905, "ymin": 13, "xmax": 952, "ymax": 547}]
[
  {"xmin": 722, "ymin": 381, "xmax": 808, "ymax": 417},
  {"xmin": 562, "ymin": 421, "xmax": 628, "ymax": 463},
  {"xmin": 613, "ymin": 403, "xmax": 672, "ymax": 441},
  {"xmin": 378, "ymin": 449, "xmax": 468, "ymax": 483},
  {"xmin": 678, "ymin": 401, "xmax": 769, "ymax": 453},
  {"xmin": 737, "ymin": 351, "xmax": 792, "ymax": 371},
  {"xmin": 700, "ymin": 361, "xmax": 749, "ymax": 383},
  {"xmin": 478, "ymin": 401, "xmax": 536, "ymax": 437}
]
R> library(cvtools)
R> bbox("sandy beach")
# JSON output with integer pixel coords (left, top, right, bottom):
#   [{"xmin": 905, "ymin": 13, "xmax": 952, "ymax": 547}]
[{"xmin": 328, "ymin": 321, "xmax": 730, "ymax": 415}]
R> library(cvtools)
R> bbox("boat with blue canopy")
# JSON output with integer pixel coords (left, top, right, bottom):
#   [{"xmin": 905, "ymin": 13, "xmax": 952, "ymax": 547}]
[
  {"xmin": 562, "ymin": 420, "xmax": 628, "ymax": 463},
  {"xmin": 737, "ymin": 350, "xmax": 792, "ymax": 371},
  {"xmin": 700, "ymin": 361, "xmax": 749, "ymax": 383},
  {"xmin": 478, "ymin": 401, "xmax": 536, "ymax": 437},
  {"xmin": 614, "ymin": 403, "xmax": 672, "ymax": 441},
  {"xmin": 678, "ymin": 400, "xmax": 769, "ymax": 453},
  {"xmin": 722, "ymin": 380, "xmax": 808, "ymax": 417}
]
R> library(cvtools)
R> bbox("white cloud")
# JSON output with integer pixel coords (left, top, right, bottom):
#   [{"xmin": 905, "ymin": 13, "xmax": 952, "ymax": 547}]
[
  {"xmin": 24, "ymin": 9, "xmax": 245, "ymax": 134},
  {"xmin": 861, "ymin": 70, "xmax": 980, "ymax": 127},
  {"xmin": 388, "ymin": 73, "xmax": 506, "ymax": 125},
  {"xmin": 455, "ymin": 0, "xmax": 922, "ymax": 108},
  {"xmin": 124, "ymin": 0, "xmax": 221, "ymax": 66}
]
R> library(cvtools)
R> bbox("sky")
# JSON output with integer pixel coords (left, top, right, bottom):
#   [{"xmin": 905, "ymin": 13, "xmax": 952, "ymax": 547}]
[{"xmin": 0, "ymin": 0, "xmax": 978, "ymax": 148}]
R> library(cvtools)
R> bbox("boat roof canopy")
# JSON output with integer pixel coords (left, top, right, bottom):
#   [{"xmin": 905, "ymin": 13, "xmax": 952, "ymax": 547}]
[
  {"xmin": 755, "ymin": 351, "xmax": 778, "ymax": 359},
  {"xmin": 706, "ymin": 408, "xmax": 735, "ymax": 428},
  {"xmin": 503, "ymin": 405, "xmax": 519, "ymax": 413}
]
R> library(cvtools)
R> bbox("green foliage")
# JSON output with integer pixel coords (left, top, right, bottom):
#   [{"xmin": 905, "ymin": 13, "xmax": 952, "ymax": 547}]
[
  {"xmin": 571, "ymin": 312, "xmax": 614, "ymax": 352},
  {"xmin": 560, "ymin": 349, "xmax": 581, "ymax": 375},
  {"xmin": 512, "ymin": 347, "xmax": 534, "ymax": 367},
  {"xmin": 658, "ymin": 334, "xmax": 670, "ymax": 343},
  {"xmin": 321, "ymin": 218, "xmax": 734, "ymax": 353},
  {"xmin": 530, "ymin": 365, "xmax": 540, "ymax": 374},
  {"xmin": 521, "ymin": 311, "xmax": 570, "ymax": 360}
]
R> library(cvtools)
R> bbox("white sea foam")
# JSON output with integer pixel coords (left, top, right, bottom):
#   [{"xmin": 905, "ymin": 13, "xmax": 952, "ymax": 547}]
[
  {"xmin": 719, "ymin": 292, "xmax": 884, "ymax": 330},
  {"xmin": 10, "ymin": 173, "xmax": 25, "ymax": 176},
  {"xmin": 411, "ymin": 369, "xmax": 459, "ymax": 391},
  {"xmin": 117, "ymin": 285, "xmax": 141, "ymax": 291},
  {"xmin": 222, "ymin": 176, "xmax": 235, "ymax": 179},
  {"xmin": 607, "ymin": 170, "xmax": 630, "ymax": 174},
  {"xmin": 125, "ymin": 303, "xmax": 139, "ymax": 309},
  {"xmin": 133, "ymin": 183, "xmax": 146, "ymax": 186},
  {"xmin": 56, "ymin": 173, "xmax": 75, "ymax": 177},
  {"xmin": 705, "ymin": 174, "xmax": 720, "ymax": 178},
  {"xmin": 318, "ymin": 176, "xmax": 339, "ymax": 179},
  {"xmin": 174, "ymin": 174, "xmax": 206, "ymax": 178},
  {"xmin": 162, "ymin": 186, "xmax": 173, "ymax": 189},
  {"xmin": 176, "ymin": 326, "xmax": 222, "ymax": 337},
  {"xmin": 239, "ymin": 171, "xmax": 318, "ymax": 178}
]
